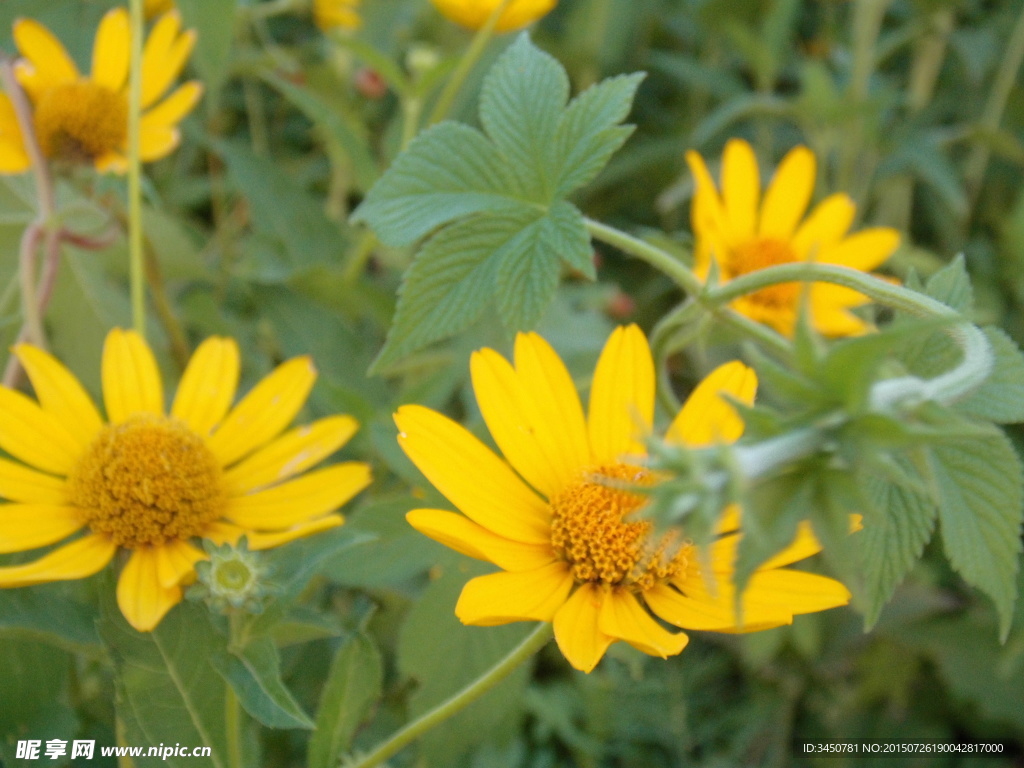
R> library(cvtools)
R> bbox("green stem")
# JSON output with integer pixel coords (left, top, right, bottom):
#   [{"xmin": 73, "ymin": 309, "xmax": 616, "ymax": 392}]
[
  {"xmin": 347, "ymin": 623, "xmax": 553, "ymax": 768},
  {"xmin": 427, "ymin": 0, "xmax": 514, "ymax": 126},
  {"xmin": 226, "ymin": 613, "xmax": 244, "ymax": 768},
  {"xmin": 584, "ymin": 218, "xmax": 703, "ymax": 295},
  {"xmin": 650, "ymin": 301, "xmax": 703, "ymax": 413},
  {"xmin": 705, "ymin": 261, "xmax": 992, "ymax": 405},
  {"xmin": 401, "ymin": 96, "xmax": 423, "ymax": 149},
  {"xmin": 128, "ymin": 0, "xmax": 146, "ymax": 337},
  {"xmin": 963, "ymin": 1, "xmax": 1024, "ymax": 210}
]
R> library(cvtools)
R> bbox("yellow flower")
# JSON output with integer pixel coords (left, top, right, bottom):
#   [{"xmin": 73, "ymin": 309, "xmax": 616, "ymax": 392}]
[
  {"xmin": 687, "ymin": 139, "xmax": 900, "ymax": 336},
  {"xmin": 0, "ymin": 329, "xmax": 371, "ymax": 632},
  {"xmin": 314, "ymin": 0, "xmax": 362, "ymax": 30},
  {"xmin": 430, "ymin": 0, "xmax": 556, "ymax": 33},
  {"xmin": 395, "ymin": 325, "xmax": 850, "ymax": 673},
  {"xmin": 0, "ymin": 9, "xmax": 202, "ymax": 174}
]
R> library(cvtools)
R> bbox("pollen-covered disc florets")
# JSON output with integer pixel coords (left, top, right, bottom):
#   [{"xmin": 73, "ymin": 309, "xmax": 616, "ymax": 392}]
[
  {"xmin": 33, "ymin": 81, "xmax": 128, "ymax": 163},
  {"xmin": 69, "ymin": 414, "xmax": 225, "ymax": 548},
  {"xmin": 728, "ymin": 238, "xmax": 800, "ymax": 308},
  {"xmin": 549, "ymin": 463, "xmax": 687, "ymax": 591}
]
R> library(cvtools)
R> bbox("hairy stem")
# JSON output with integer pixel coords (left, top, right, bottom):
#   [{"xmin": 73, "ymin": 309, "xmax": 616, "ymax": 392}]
[{"xmin": 128, "ymin": 0, "xmax": 147, "ymax": 338}]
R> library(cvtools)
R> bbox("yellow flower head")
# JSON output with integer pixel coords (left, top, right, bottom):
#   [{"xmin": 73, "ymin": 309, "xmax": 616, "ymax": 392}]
[
  {"xmin": 431, "ymin": 0, "xmax": 556, "ymax": 33},
  {"xmin": 0, "ymin": 330, "xmax": 371, "ymax": 632},
  {"xmin": 0, "ymin": 9, "xmax": 202, "ymax": 174},
  {"xmin": 395, "ymin": 325, "xmax": 850, "ymax": 673},
  {"xmin": 314, "ymin": 0, "xmax": 362, "ymax": 31},
  {"xmin": 687, "ymin": 139, "xmax": 900, "ymax": 336}
]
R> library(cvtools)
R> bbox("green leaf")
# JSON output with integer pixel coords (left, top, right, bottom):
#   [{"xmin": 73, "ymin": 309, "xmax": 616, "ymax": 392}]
[
  {"xmin": 212, "ymin": 637, "xmax": 314, "ymax": 730},
  {"xmin": 372, "ymin": 202, "xmax": 589, "ymax": 373},
  {"xmin": 351, "ymin": 123, "xmax": 524, "ymax": 247},
  {"xmin": 955, "ymin": 327, "xmax": 1024, "ymax": 423},
  {"xmin": 99, "ymin": 601, "xmax": 229, "ymax": 768},
  {"xmin": 929, "ymin": 431, "xmax": 1024, "ymax": 639},
  {"xmin": 552, "ymin": 73, "xmax": 644, "ymax": 198},
  {"xmin": 480, "ymin": 33, "xmax": 569, "ymax": 200},
  {"xmin": 495, "ymin": 201, "xmax": 591, "ymax": 330},
  {"xmin": 0, "ymin": 588, "xmax": 99, "ymax": 652},
  {"xmin": 176, "ymin": 0, "xmax": 237, "ymax": 102},
  {"xmin": 308, "ymin": 633, "xmax": 383, "ymax": 768},
  {"xmin": 862, "ymin": 457, "xmax": 938, "ymax": 629},
  {"xmin": 398, "ymin": 562, "xmax": 533, "ymax": 765},
  {"xmin": 925, "ymin": 254, "xmax": 973, "ymax": 312}
]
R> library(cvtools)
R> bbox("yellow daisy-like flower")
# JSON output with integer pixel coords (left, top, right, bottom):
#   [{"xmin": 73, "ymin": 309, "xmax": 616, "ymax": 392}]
[
  {"xmin": 687, "ymin": 138, "xmax": 900, "ymax": 336},
  {"xmin": 0, "ymin": 329, "xmax": 371, "ymax": 632},
  {"xmin": 430, "ymin": 0, "xmax": 556, "ymax": 33},
  {"xmin": 0, "ymin": 9, "xmax": 202, "ymax": 174},
  {"xmin": 314, "ymin": 0, "xmax": 362, "ymax": 31},
  {"xmin": 395, "ymin": 325, "xmax": 850, "ymax": 673}
]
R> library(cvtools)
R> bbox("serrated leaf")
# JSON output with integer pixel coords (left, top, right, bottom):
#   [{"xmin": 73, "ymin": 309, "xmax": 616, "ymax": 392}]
[
  {"xmin": 925, "ymin": 254, "xmax": 973, "ymax": 312},
  {"xmin": 495, "ymin": 201, "xmax": 591, "ymax": 329},
  {"xmin": 351, "ymin": 123, "xmax": 524, "ymax": 247},
  {"xmin": 862, "ymin": 457, "xmax": 938, "ymax": 629},
  {"xmin": 480, "ymin": 34, "xmax": 569, "ymax": 199},
  {"xmin": 212, "ymin": 637, "xmax": 314, "ymax": 730},
  {"xmin": 99, "ymin": 601, "xmax": 229, "ymax": 768},
  {"xmin": 552, "ymin": 73, "xmax": 644, "ymax": 197},
  {"xmin": 955, "ymin": 327, "xmax": 1024, "ymax": 423},
  {"xmin": 929, "ymin": 431, "xmax": 1024, "ymax": 639},
  {"xmin": 308, "ymin": 634, "xmax": 383, "ymax": 768},
  {"xmin": 0, "ymin": 589, "xmax": 99, "ymax": 651}
]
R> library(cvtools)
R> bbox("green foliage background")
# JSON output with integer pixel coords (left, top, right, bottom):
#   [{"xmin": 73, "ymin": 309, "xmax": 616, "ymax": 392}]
[{"xmin": 1, "ymin": 0, "xmax": 1024, "ymax": 766}]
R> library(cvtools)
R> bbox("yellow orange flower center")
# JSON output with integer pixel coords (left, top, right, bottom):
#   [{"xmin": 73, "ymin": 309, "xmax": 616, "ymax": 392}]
[
  {"xmin": 33, "ymin": 81, "xmax": 128, "ymax": 163},
  {"xmin": 728, "ymin": 238, "xmax": 800, "ymax": 308},
  {"xmin": 549, "ymin": 463, "xmax": 687, "ymax": 591},
  {"xmin": 69, "ymin": 415, "xmax": 225, "ymax": 548}
]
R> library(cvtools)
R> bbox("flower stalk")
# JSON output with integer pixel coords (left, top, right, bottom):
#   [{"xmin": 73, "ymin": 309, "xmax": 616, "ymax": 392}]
[
  {"xmin": 345, "ymin": 623, "xmax": 553, "ymax": 768},
  {"xmin": 128, "ymin": 0, "xmax": 147, "ymax": 338}
]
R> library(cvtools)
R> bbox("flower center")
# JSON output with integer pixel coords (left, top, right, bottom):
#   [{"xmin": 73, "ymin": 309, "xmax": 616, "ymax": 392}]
[
  {"xmin": 728, "ymin": 238, "xmax": 800, "ymax": 308},
  {"xmin": 33, "ymin": 81, "xmax": 128, "ymax": 163},
  {"xmin": 549, "ymin": 463, "xmax": 687, "ymax": 591},
  {"xmin": 69, "ymin": 415, "xmax": 226, "ymax": 548}
]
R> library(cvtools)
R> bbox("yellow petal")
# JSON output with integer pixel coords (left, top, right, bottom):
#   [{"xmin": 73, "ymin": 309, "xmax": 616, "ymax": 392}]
[
  {"xmin": 470, "ymin": 336, "xmax": 589, "ymax": 499},
  {"xmin": 739, "ymin": 569, "xmax": 851, "ymax": 615},
  {"xmin": 102, "ymin": 328, "xmax": 164, "ymax": 423},
  {"xmin": 170, "ymin": 336, "xmax": 240, "ymax": 436},
  {"xmin": 587, "ymin": 325, "xmax": 655, "ymax": 465},
  {"xmin": 141, "ymin": 81, "xmax": 203, "ymax": 130},
  {"xmin": 223, "ymin": 415, "xmax": 358, "ymax": 493},
  {"xmin": 13, "ymin": 18, "xmax": 78, "ymax": 90},
  {"xmin": 791, "ymin": 193, "xmax": 856, "ymax": 260},
  {"xmin": 0, "ymin": 534, "xmax": 116, "ymax": 587},
  {"xmin": 758, "ymin": 145, "xmax": 816, "ymax": 240},
  {"xmin": 203, "ymin": 521, "xmax": 244, "ymax": 546},
  {"xmin": 207, "ymin": 357, "xmax": 317, "ymax": 467},
  {"xmin": 552, "ymin": 583, "xmax": 613, "ymax": 673},
  {"xmin": 395, "ymin": 405, "xmax": 551, "ymax": 543},
  {"xmin": 0, "ymin": 504, "xmax": 83, "ymax": 553},
  {"xmin": 455, "ymin": 562, "xmax": 574, "ymax": 626},
  {"xmin": 666, "ymin": 361, "xmax": 757, "ymax": 447},
  {"xmin": 598, "ymin": 588, "xmax": 689, "ymax": 657},
  {"xmin": 645, "ymin": 581, "xmax": 791, "ymax": 632},
  {"xmin": 155, "ymin": 538, "xmax": 205, "ymax": 588},
  {"xmin": 227, "ymin": 462, "xmax": 371, "ymax": 529},
  {"xmin": 139, "ymin": 126, "xmax": 180, "ymax": 162},
  {"xmin": 117, "ymin": 547, "xmax": 181, "ymax": 631},
  {"xmin": 708, "ymin": 523, "xmax": 822, "ymax": 573},
  {"xmin": 406, "ymin": 509, "xmax": 556, "ymax": 572},
  {"xmin": 0, "ymin": 386, "xmax": 82, "ymax": 475},
  {"xmin": 686, "ymin": 150, "xmax": 729, "ymax": 238},
  {"xmin": 810, "ymin": 299, "xmax": 872, "ymax": 337},
  {"xmin": 819, "ymin": 228, "xmax": 900, "ymax": 272},
  {"xmin": 95, "ymin": 151, "xmax": 128, "ymax": 174},
  {"xmin": 721, "ymin": 138, "xmax": 759, "ymax": 241},
  {"xmin": 244, "ymin": 514, "xmax": 344, "ymax": 550},
  {"xmin": 92, "ymin": 8, "xmax": 130, "ymax": 91},
  {"xmin": 0, "ymin": 458, "xmax": 66, "ymax": 504},
  {"xmin": 15, "ymin": 343, "xmax": 104, "ymax": 450},
  {"xmin": 142, "ymin": 14, "xmax": 196, "ymax": 108},
  {"xmin": 0, "ymin": 95, "xmax": 30, "ymax": 173}
]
